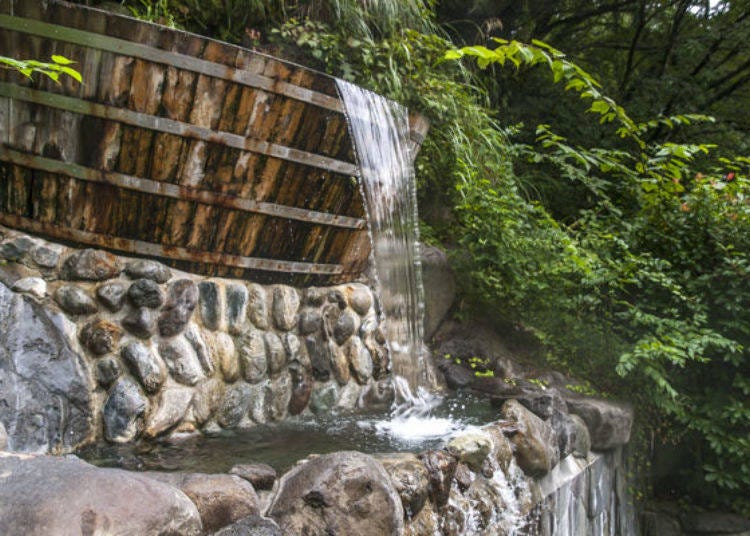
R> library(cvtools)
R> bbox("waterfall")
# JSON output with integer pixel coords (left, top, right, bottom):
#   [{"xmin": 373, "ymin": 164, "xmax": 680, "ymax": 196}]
[{"xmin": 336, "ymin": 80, "xmax": 436, "ymax": 393}]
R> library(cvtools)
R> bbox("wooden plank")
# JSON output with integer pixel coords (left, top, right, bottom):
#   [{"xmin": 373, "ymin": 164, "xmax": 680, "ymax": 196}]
[
  {"xmin": 0, "ymin": 14, "xmax": 344, "ymax": 113},
  {"xmin": 0, "ymin": 83, "xmax": 358, "ymax": 175},
  {"xmin": 0, "ymin": 212, "xmax": 345, "ymax": 275},
  {"xmin": 0, "ymin": 147, "xmax": 366, "ymax": 229}
]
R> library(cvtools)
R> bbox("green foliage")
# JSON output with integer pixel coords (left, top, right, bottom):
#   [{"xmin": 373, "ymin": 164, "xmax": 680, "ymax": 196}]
[
  {"xmin": 126, "ymin": 0, "xmax": 178, "ymax": 27},
  {"xmin": 447, "ymin": 39, "xmax": 750, "ymax": 512},
  {"xmin": 0, "ymin": 55, "xmax": 82, "ymax": 83},
  {"xmin": 78, "ymin": 0, "xmax": 750, "ymax": 514}
]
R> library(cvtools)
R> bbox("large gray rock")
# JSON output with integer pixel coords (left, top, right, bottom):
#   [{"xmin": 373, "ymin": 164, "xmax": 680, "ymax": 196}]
[
  {"xmin": 30, "ymin": 244, "xmax": 60, "ymax": 268},
  {"xmin": 501, "ymin": 399, "xmax": 560, "ymax": 476},
  {"xmin": 0, "ymin": 421, "xmax": 7, "ymax": 450},
  {"xmin": 421, "ymin": 245, "xmax": 455, "ymax": 339},
  {"xmin": 186, "ymin": 323, "xmax": 214, "ymax": 374},
  {"xmin": 12, "ymin": 276, "xmax": 46, "ymax": 299},
  {"xmin": 96, "ymin": 356, "xmax": 121, "ymax": 388},
  {"xmin": 268, "ymin": 451, "xmax": 404, "ymax": 535},
  {"xmin": 0, "ymin": 236, "xmax": 34, "ymax": 261},
  {"xmin": 144, "ymin": 472, "xmax": 259, "ymax": 534},
  {"xmin": 0, "ymin": 453, "xmax": 202, "ymax": 535},
  {"xmin": 214, "ymin": 332, "xmax": 239, "ymax": 382},
  {"xmin": 0, "ymin": 283, "xmax": 93, "ymax": 453},
  {"xmin": 333, "ymin": 309, "xmax": 359, "ymax": 345},
  {"xmin": 288, "ymin": 365, "xmax": 312, "ymax": 416},
  {"xmin": 565, "ymin": 396, "xmax": 633, "ymax": 450},
  {"xmin": 434, "ymin": 320, "xmax": 519, "ymax": 380}
]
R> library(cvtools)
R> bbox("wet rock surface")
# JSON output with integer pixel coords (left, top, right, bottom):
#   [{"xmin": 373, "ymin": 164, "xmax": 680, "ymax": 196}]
[
  {"xmin": 268, "ymin": 451, "xmax": 404, "ymax": 536},
  {"xmin": 229, "ymin": 463, "xmax": 278, "ymax": 490},
  {"xmin": 418, "ymin": 449, "xmax": 458, "ymax": 508},
  {"xmin": 0, "ymin": 453, "xmax": 202, "ymax": 535},
  {"xmin": 0, "ymin": 283, "xmax": 92, "ymax": 453},
  {"xmin": 501, "ymin": 399, "xmax": 560, "ymax": 477},
  {"xmin": 144, "ymin": 471, "xmax": 259, "ymax": 534},
  {"xmin": 375, "ymin": 453, "xmax": 430, "ymax": 519}
]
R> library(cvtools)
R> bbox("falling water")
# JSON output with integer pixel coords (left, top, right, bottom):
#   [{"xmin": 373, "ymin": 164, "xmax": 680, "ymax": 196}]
[{"xmin": 336, "ymin": 79, "xmax": 436, "ymax": 393}]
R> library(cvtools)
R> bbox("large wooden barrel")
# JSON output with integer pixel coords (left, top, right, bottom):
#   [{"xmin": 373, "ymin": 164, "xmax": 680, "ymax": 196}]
[{"xmin": 0, "ymin": 0, "xmax": 427, "ymax": 285}]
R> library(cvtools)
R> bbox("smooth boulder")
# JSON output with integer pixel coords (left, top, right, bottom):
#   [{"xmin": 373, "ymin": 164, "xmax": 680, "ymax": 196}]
[
  {"xmin": 0, "ymin": 453, "xmax": 202, "ymax": 535},
  {"xmin": 268, "ymin": 451, "xmax": 404, "ymax": 535},
  {"xmin": 144, "ymin": 472, "xmax": 259, "ymax": 534}
]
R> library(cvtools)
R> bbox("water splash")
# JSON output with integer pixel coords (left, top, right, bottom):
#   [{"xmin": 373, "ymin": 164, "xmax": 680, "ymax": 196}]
[{"xmin": 336, "ymin": 79, "xmax": 433, "ymax": 392}]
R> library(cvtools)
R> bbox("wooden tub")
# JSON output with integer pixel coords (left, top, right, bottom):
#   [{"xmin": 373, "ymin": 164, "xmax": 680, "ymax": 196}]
[{"xmin": 0, "ymin": 0, "xmax": 427, "ymax": 285}]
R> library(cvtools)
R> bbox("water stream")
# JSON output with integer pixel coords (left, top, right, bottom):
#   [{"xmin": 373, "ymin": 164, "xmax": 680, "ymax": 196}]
[
  {"xmin": 76, "ymin": 78, "xmax": 634, "ymax": 535},
  {"xmin": 335, "ymin": 79, "xmax": 436, "ymax": 394}
]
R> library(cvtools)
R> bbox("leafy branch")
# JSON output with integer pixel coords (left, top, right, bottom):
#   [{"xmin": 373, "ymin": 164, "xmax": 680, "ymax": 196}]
[{"xmin": 0, "ymin": 55, "xmax": 82, "ymax": 84}]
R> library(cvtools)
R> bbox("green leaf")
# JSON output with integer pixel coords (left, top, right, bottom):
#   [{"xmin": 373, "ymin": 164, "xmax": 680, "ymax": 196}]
[{"xmin": 51, "ymin": 55, "xmax": 75, "ymax": 65}]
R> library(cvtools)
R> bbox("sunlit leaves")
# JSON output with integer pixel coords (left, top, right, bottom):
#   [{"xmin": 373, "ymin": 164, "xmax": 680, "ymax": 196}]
[{"xmin": 0, "ymin": 55, "xmax": 82, "ymax": 84}]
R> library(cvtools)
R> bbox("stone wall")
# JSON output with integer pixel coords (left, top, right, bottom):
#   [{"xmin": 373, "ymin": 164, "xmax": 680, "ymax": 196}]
[{"xmin": 0, "ymin": 225, "xmax": 391, "ymax": 452}]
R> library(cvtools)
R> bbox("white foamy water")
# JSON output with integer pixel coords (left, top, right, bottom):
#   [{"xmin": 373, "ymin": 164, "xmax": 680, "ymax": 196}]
[
  {"xmin": 336, "ymin": 79, "xmax": 438, "ymax": 391},
  {"xmin": 360, "ymin": 377, "xmax": 482, "ymax": 444}
]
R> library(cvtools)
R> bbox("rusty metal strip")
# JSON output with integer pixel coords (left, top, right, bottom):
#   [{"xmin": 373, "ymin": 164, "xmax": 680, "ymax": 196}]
[
  {"xmin": 0, "ymin": 83, "xmax": 358, "ymax": 175},
  {"xmin": 0, "ymin": 146, "xmax": 366, "ymax": 229},
  {"xmin": 0, "ymin": 14, "xmax": 345, "ymax": 113},
  {"xmin": 0, "ymin": 212, "xmax": 344, "ymax": 274}
]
